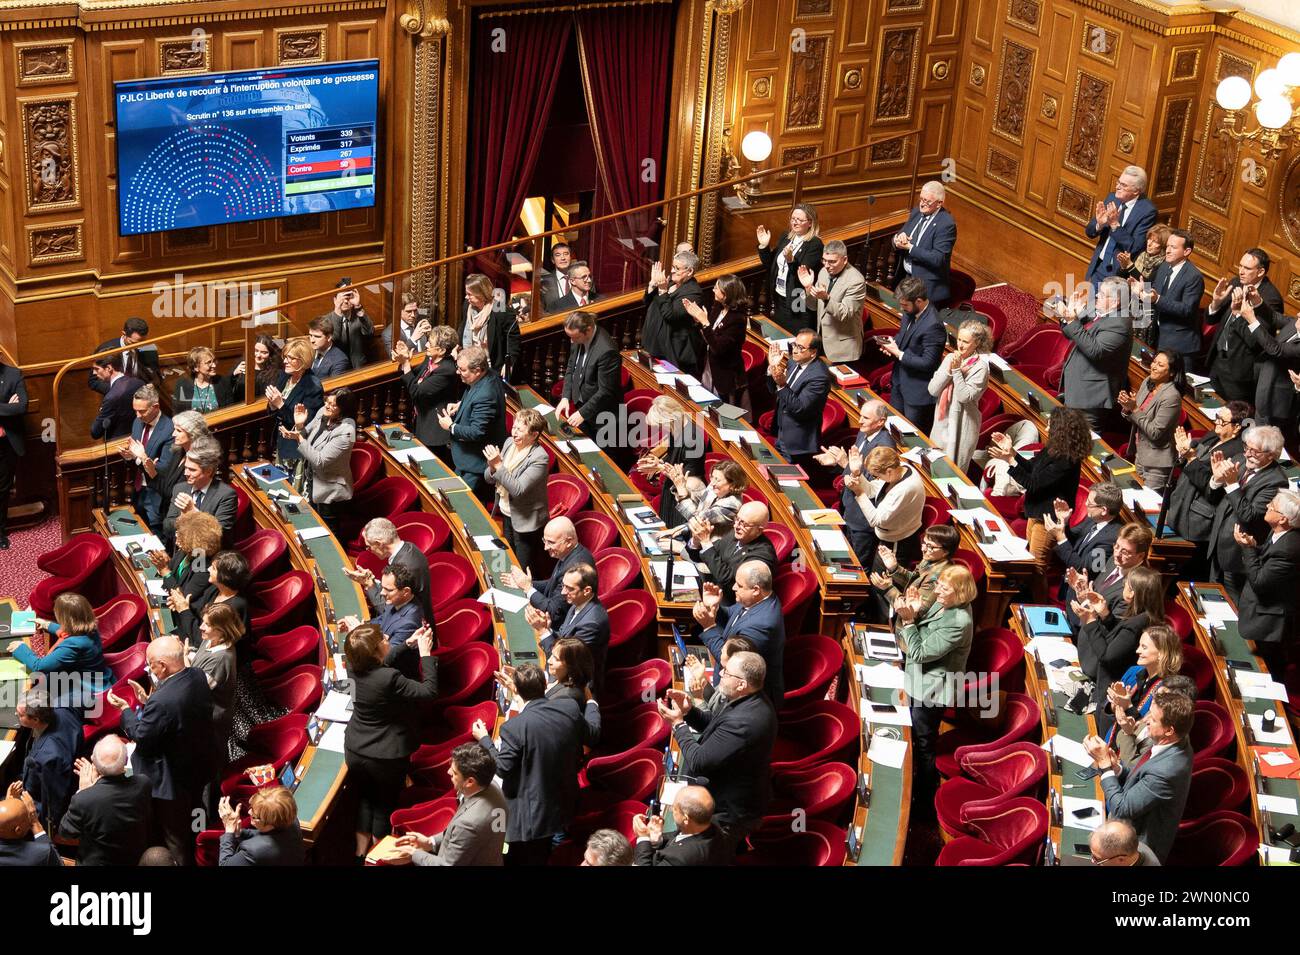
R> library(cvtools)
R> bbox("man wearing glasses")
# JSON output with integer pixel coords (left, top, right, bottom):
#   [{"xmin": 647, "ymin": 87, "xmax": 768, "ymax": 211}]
[
  {"xmin": 1206, "ymin": 424, "xmax": 1288, "ymax": 603},
  {"xmin": 873, "ymin": 276, "xmax": 946, "ymax": 434},
  {"xmin": 641, "ymin": 251, "xmax": 707, "ymax": 377},
  {"xmin": 549, "ymin": 262, "xmax": 600, "ymax": 313},
  {"xmin": 1088, "ymin": 819, "xmax": 1160, "ymax": 866},
  {"xmin": 767, "ymin": 328, "xmax": 830, "ymax": 465},
  {"xmin": 891, "ymin": 181, "xmax": 957, "ymax": 307}
]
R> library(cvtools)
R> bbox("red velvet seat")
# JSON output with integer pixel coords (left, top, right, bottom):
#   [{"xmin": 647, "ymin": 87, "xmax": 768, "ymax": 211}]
[
  {"xmin": 1181, "ymin": 757, "xmax": 1250, "ymax": 828},
  {"xmin": 971, "ymin": 301, "xmax": 1008, "ymax": 348},
  {"xmin": 426, "ymin": 552, "xmax": 477, "ymax": 612},
  {"xmin": 770, "ymin": 700, "xmax": 859, "ymax": 771},
  {"xmin": 1165, "ymin": 599, "xmax": 1194, "ymax": 643},
  {"xmin": 547, "ymin": 474, "xmax": 591, "ymax": 520},
  {"xmin": 757, "ymin": 401, "xmax": 847, "ymax": 443},
  {"xmin": 29, "ymin": 533, "xmax": 115, "ymax": 617},
  {"xmin": 780, "ymin": 634, "xmax": 843, "ymax": 712},
  {"xmin": 951, "ymin": 548, "xmax": 987, "ymax": 591},
  {"xmin": 935, "ymin": 692, "xmax": 1041, "ymax": 779},
  {"xmin": 775, "ymin": 566, "xmax": 819, "ymax": 637},
  {"xmin": 935, "ymin": 742, "xmax": 1048, "ymax": 839},
  {"xmin": 588, "ymin": 703, "xmax": 669, "ymax": 760},
  {"xmin": 978, "ymin": 412, "xmax": 1023, "ymax": 447},
  {"xmin": 577, "ymin": 747, "xmax": 663, "ymax": 811},
  {"xmin": 232, "ymin": 484, "xmax": 255, "ymax": 544},
  {"xmin": 573, "ymin": 511, "xmax": 618, "ymax": 555},
  {"xmin": 593, "ymin": 547, "xmax": 639, "ymax": 600},
  {"xmin": 948, "ymin": 270, "xmax": 977, "ymax": 310},
  {"xmin": 388, "ymin": 795, "xmax": 458, "ymax": 841},
  {"xmin": 605, "ymin": 589, "xmax": 657, "ymax": 668},
  {"xmin": 432, "ymin": 598, "xmax": 492, "ymax": 650},
  {"xmin": 598, "ymin": 659, "xmax": 672, "ymax": 712},
  {"xmin": 935, "ymin": 797, "xmax": 1048, "ymax": 865},
  {"xmin": 921, "ymin": 498, "xmax": 952, "ymax": 529},
  {"xmin": 1166, "ymin": 810, "xmax": 1258, "ymax": 866},
  {"xmin": 104, "ymin": 642, "xmax": 148, "ymax": 682},
  {"xmin": 336, "ymin": 475, "xmax": 419, "ymax": 543},
  {"xmin": 250, "ymin": 626, "xmax": 322, "ymax": 680},
  {"xmin": 737, "ymin": 818, "xmax": 847, "ymax": 867},
  {"xmin": 412, "ymin": 702, "xmax": 499, "ymax": 767},
  {"xmin": 235, "ymin": 528, "xmax": 290, "ymax": 583},
  {"xmin": 393, "ymin": 512, "xmax": 452, "ymax": 553},
  {"xmin": 350, "ymin": 441, "xmax": 383, "ymax": 494},
  {"xmin": 94, "ymin": 594, "xmax": 148, "ymax": 652},
  {"xmin": 81, "ymin": 674, "xmax": 144, "ymax": 744},
  {"xmin": 764, "ymin": 761, "xmax": 857, "ymax": 826},
  {"xmin": 764, "ymin": 522, "xmax": 796, "ymax": 564},
  {"xmin": 1003, "ymin": 324, "xmax": 1063, "ymax": 368},
  {"xmin": 559, "ymin": 800, "xmax": 646, "ymax": 856},
  {"xmin": 1189, "ymin": 700, "xmax": 1235, "ymax": 765},
  {"xmin": 261, "ymin": 664, "xmax": 323, "ymax": 715},
  {"xmin": 1180, "ymin": 643, "xmax": 1216, "ymax": 701},
  {"xmin": 961, "ymin": 627, "xmax": 1026, "ymax": 699},
  {"xmin": 425, "ymin": 643, "xmax": 496, "ymax": 711},
  {"xmin": 219, "ymin": 714, "xmax": 309, "ymax": 799},
  {"xmin": 249, "ymin": 571, "xmax": 315, "ymax": 636},
  {"xmin": 395, "ymin": 779, "xmax": 453, "ymax": 808}
]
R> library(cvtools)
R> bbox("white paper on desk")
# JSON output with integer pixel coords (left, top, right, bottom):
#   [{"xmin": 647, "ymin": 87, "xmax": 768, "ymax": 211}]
[
  {"xmin": 1234, "ymin": 668, "xmax": 1271, "ymax": 688},
  {"xmin": 391, "ymin": 444, "xmax": 435, "ymax": 464},
  {"xmin": 472, "ymin": 535, "xmax": 504, "ymax": 551},
  {"xmin": 1249, "ymin": 712, "xmax": 1294, "ymax": 746},
  {"xmin": 886, "ymin": 415, "xmax": 918, "ymax": 434},
  {"xmin": 809, "ymin": 528, "xmax": 852, "ymax": 554},
  {"xmin": 867, "ymin": 734, "xmax": 909, "ymax": 769},
  {"xmin": 978, "ymin": 538, "xmax": 1032, "ymax": 562},
  {"xmin": 863, "ymin": 702, "xmax": 912, "ymax": 726},
  {"xmin": 332, "ymin": 653, "xmax": 348, "ymax": 681},
  {"xmin": 297, "ymin": 526, "xmax": 332, "ymax": 542},
  {"xmin": 1202, "ymin": 600, "xmax": 1237, "ymax": 623},
  {"xmin": 1186, "ymin": 373, "xmax": 1211, "ymax": 387},
  {"xmin": 946, "ymin": 507, "xmax": 987, "ymax": 526},
  {"xmin": 1261, "ymin": 845, "xmax": 1300, "ymax": 865},
  {"xmin": 1282, "ymin": 447, "xmax": 1293, "ymax": 463},
  {"xmin": 778, "ymin": 479, "xmax": 801, "ymax": 487},
  {"xmin": 1260, "ymin": 750, "xmax": 1294, "ymax": 767},
  {"xmin": 717, "ymin": 428, "xmax": 760, "ymax": 444},
  {"xmin": 0, "ymin": 740, "xmax": 14, "ymax": 765},
  {"xmin": 1199, "ymin": 403, "xmax": 1224, "ymax": 419},
  {"xmin": 987, "ymin": 353, "xmax": 1011, "ymax": 371},
  {"xmin": 477, "ymin": 589, "xmax": 529, "ymax": 614},
  {"xmin": 532, "ymin": 403, "xmax": 554, "ymax": 416},
  {"xmin": 1258, "ymin": 794, "xmax": 1299, "ymax": 815},
  {"xmin": 1240, "ymin": 679, "xmax": 1289, "ymax": 702},
  {"xmin": 109, "ymin": 533, "xmax": 165, "ymax": 555},
  {"xmin": 1026, "ymin": 637, "xmax": 1080, "ymax": 666},
  {"xmin": 317, "ymin": 721, "xmax": 347, "ymax": 753},
  {"xmin": 1043, "ymin": 734, "xmax": 1093, "ymax": 767},
  {"xmin": 571, "ymin": 438, "xmax": 599, "ymax": 454},
  {"xmin": 856, "ymin": 662, "xmax": 906, "ymax": 690},
  {"xmin": 554, "ymin": 440, "xmax": 571, "ymax": 453},
  {"xmin": 1062, "ymin": 796, "xmax": 1105, "ymax": 831},
  {"xmin": 1123, "ymin": 487, "xmax": 1164, "ymax": 512},
  {"xmin": 146, "ymin": 578, "xmax": 168, "ymax": 597},
  {"xmin": 624, "ymin": 505, "xmax": 663, "ymax": 530},
  {"xmin": 990, "ymin": 534, "xmax": 1034, "ymax": 560},
  {"xmin": 1047, "ymin": 666, "xmax": 1088, "ymax": 696},
  {"xmin": 655, "ymin": 373, "xmax": 681, "ymax": 386},
  {"xmin": 688, "ymin": 385, "xmax": 718, "ymax": 403},
  {"xmin": 900, "ymin": 446, "xmax": 926, "ymax": 464},
  {"xmin": 660, "ymin": 780, "xmax": 687, "ymax": 807},
  {"xmin": 315, "ymin": 691, "xmax": 353, "ymax": 723}
]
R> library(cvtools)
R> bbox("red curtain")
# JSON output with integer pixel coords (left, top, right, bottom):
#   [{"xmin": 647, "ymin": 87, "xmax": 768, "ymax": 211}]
[{"xmin": 464, "ymin": 14, "xmax": 573, "ymax": 262}]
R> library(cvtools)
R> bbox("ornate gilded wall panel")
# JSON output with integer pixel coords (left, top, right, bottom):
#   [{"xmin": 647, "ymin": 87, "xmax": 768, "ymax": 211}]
[
  {"xmin": 277, "ymin": 28, "xmax": 327, "ymax": 65},
  {"xmin": 784, "ymin": 33, "xmax": 831, "ymax": 132},
  {"xmin": 991, "ymin": 38, "xmax": 1034, "ymax": 145},
  {"xmin": 1006, "ymin": 0, "xmax": 1041, "ymax": 35},
  {"xmin": 872, "ymin": 26, "xmax": 920, "ymax": 123},
  {"xmin": 1056, "ymin": 182, "xmax": 1093, "ymax": 225},
  {"xmin": 27, "ymin": 223, "xmax": 83, "ymax": 266},
  {"xmin": 986, "ymin": 146, "xmax": 1020, "ymax": 190},
  {"xmin": 15, "ymin": 41, "xmax": 75, "ymax": 87},
  {"xmin": 1152, "ymin": 96, "xmax": 1192, "ymax": 200},
  {"xmin": 158, "ymin": 35, "xmax": 212, "ymax": 76},
  {"xmin": 1186, "ymin": 214, "xmax": 1223, "ymax": 264},
  {"xmin": 20, "ymin": 95, "xmax": 81, "ymax": 214},
  {"xmin": 1168, "ymin": 46, "xmax": 1200, "ymax": 83},
  {"xmin": 1192, "ymin": 104, "xmax": 1239, "ymax": 215},
  {"xmin": 1080, "ymin": 21, "xmax": 1118, "ymax": 66},
  {"xmin": 1062, "ymin": 71, "xmax": 1110, "ymax": 179}
]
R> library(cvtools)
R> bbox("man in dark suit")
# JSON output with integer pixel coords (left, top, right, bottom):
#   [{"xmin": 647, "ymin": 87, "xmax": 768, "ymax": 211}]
[
  {"xmin": 1064, "ymin": 522, "xmax": 1153, "ymax": 630},
  {"xmin": 472, "ymin": 664, "xmax": 598, "ymax": 865},
  {"xmin": 766, "ymin": 328, "xmax": 831, "ymax": 464},
  {"xmin": 694, "ymin": 560, "xmax": 786, "ymax": 705},
  {"xmin": 659, "ymin": 650, "xmax": 777, "ymax": 849},
  {"xmin": 1249, "ymin": 307, "xmax": 1300, "ymax": 438},
  {"xmin": 346, "ymin": 516, "xmax": 434, "ymax": 624},
  {"xmin": 816, "ymin": 398, "xmax": 896, "ymax": 564},
  {"xmin": 216, "ymin": 790, "xmax": 305, "ymax": 866},
  {"xmin": 90, "ymin": 354, "xmax": 138, "ymax": 441},
  {"xmin": 59, "ymin": 735, "xmax": 153, "ymax": 866},
  {"xmin": 555, "ymin": 310, "xmax": 621, "ymax": 448},
  {"xmin": 687, "ymin": 500, "xmax": 777, "ymax": 605},
  {"xmin": 1084, "ymin": 165, "xmax": 1158, "ymax": 287},
  {"xmin": 15, "ymin": 691, "xmax": 79, "ymax": 834},
  {"xmin": 0, "ymin": 792, "xmax": 62, "ymax": 866},
  {"xmin": 891, "ymin": 181, "xmax": 958, "ymax": 306},
  {"xmin": 438, "ymin": 345, "xmax": 506, "ymax": 498},
  {"xmin": 1144, "ymin": 229, "xmax": 1207, "ymax": 373},
  {"xmin": 321, "ymin": 278, "xmax": 375, "ymax": 370},
  {"xmin": 396, "ymin": 743, "xmax": 508, "ymax": 865},
  {"xmin": 529, "ymin": 562, "xmax": 610, "ymax": 693},
  {"xmin": 89, "ymin": 317, "xmax": 159, "ymax": 394},
  {"xmin": 0, "ymin": 358, "xmax": 28, "ymax": 548},
  {"xmin": 633, "ymin": 785, "xmax": 727, "ymax": 866},
  {"xmin": 120, "ymin": 383, "xmax": 173, "ymax": 533},
  {"xmin": 504, "ymin": 517, "xmax": 595, "ymax": 632},
  {"xmin": 108, "ymin": 635, "xmax": 214, "ymax": 865},
  {"xmin": 160, "ymin": 438, "xmax": 238, "ymax": 549},
  {"xmin": 1057, "ymin": 277, "xmax": 1133, "ymax": 432},
  {"xmin": 1207, "ymin": 248, "xmax": 1287, "ymax": 403},
  {"xmin": 1045, "ymin": 481, "xmax": 1123, "ymax": 589},
  {"xmin": 1085, "ymin": 688, "xmax": 1194, "ymax": 863},
  {"xmin": 341, "ymin": 564, "xmax": 424, "ymax": 680},
  {"xmin": 641, "ymin": 251, "xmax": 708, "ymax": 376},
  {"xmin": 1234, "ymin": 488, "xmax": 1300, "ymax": 677},
  {"xmin": 1206, "ymin": 424, "xmax": 1288, "ymax": 603},
  {"xmin": 383, "ymin": 294, "xmax": 431, "ymax": 357},
  {"xmin": 874, "ymin": 277, "xmax": 947, "ymax": 434},
  {"xmin": 548, "ymin": 262, "xmax": 600, "ymax": 313},
  {"xmin": 307, "ymin": 316, "xmax": 352, "ymax": 379},
  {"xmin": 540, "ymin": 242, "xmax": 575, "ymax": 311}
]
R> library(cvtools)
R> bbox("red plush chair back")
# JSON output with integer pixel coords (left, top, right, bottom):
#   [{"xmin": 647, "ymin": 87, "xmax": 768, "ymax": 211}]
[
  {"xmin": 1181, "ymin": 757, "xmax": 1251, "ymax": 828},
  {"xmin": 605, "ymin": 589, "xmax": 657, "ymax": 668},
  {"xmin": 770, "ymin": 700, "xmax": 860, "ymax": 771},
  {"xmin": 250, "ymin": 626, "xmax": 323, "ymax": 680},
  {"xmin": 589, "ymin": 703, "xmax": 669, "ymax": 759},
  {"xmin": 426, "ymin": 552, "xmax": 477, "ymax": 613},
  {"xmin": 250, "ymin": 571, "xmax": 315, "ymax": 635},
  {"xmin": 235, "ymin": 529, "xmax": 290, "ymax": 583},
  {"xmin": 573, "ymin": 511, "xmax": 618, "ymax": 555},
  {"xmin": 780, "ymin": 634, "xmax": 843, "ymax": 712},
  {"xmin": 765, "ymin": 762, "xmax": 857, "ymax": 826},
  {"xmin": 94, "ymin": 594, "xmax": 148, "ymax": 652},
  {"xmin": 349, "ymin": 441, "xmax": 383, "ymax": 494},
  {"xmin": 936, "ymin": 797, "xmax": 1048, "ymax": 866},
  {"xmin": 737, "ymin": 819, "xmax": 848, "ymax": 867},
  {"xmin": 432, "ymin": 598, "xmax": 492, "ymax": 650},
  {"xmin": 598, "ymin": 659, "xmax": 672, "ymax": 713},
  {"xmin": 1166, "ymin": 811, "xmax": 1258, "ymax": 866},
  {"xmin": 547, "ymin": 474, "xmax": 591, "ymax": 520},
  {"xmin": 593, "ymin": 547, "xmax": 639, "ymax": 601},
  {"xmin": 261, "ymin": 664, "xmax": 323, "ymax": 715},
  {"xmin": 1189, "ymin": 700, "xmax": 1235, "ymax": 765}
]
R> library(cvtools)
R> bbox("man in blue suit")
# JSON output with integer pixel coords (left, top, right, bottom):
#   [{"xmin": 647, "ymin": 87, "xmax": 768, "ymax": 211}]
[
  {"xmin": 307, "ymin": 317, "xmax": 351, "ymax": 380},
  {"xmin": 340, "ymin": 563, "xmax": 425, "ymax": 680},
  {"xmin": 816, "ymin": 398, "xmax": 896, "ymax": 564},
  {"xmin": 121, "ymin": 383, "xmax": 174, "ymax": 533},
  {"xmin": 694, "ymin": 560, "xmax": 786, "ymax": 705},
  {"xmin": 891, "ymin": 181, "xmax": 957, "ymax": 306},
  {"xmin": 874, "ymin": 277, "xmax": 946, "ymax": 434},
  {"xmin": 766, "ymin": 328, "xmax": 830, "ymax": 464},
  {"xmin": 439, "ymin": 345, "xmax": 506, "ymax": 499},
  {"xmin": 1142, "ymin": 228, "xmax": 1207, "ymax": 373},
  {"xmin": 89, "ymin": 354, "xmax": 138, "ymax": 441},
  {"xmin": 529, "ymin": 562, "xmax": 610, "ymax": 693},
  {"xmin": 1084, "ymin": 165, "xmax": 1157, "ymax": 287}
]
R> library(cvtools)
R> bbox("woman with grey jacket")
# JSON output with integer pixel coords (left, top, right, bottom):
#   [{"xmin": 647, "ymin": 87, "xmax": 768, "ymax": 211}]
[
  {"xmin": 1116, "ymin": 350, "xmax": 1186, "ymax": 490},
  {"xmin": 484, "ymin": 408, "xmax": 550, "ymax": 575},
  {"xmin": 279, "ymin": 387, "xmax": 358, "ymax": 533}
]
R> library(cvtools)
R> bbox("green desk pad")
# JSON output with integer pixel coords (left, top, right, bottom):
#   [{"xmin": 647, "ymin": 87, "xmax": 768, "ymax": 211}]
[
  {"xmin": 106, "ymin": 507, "xmax": 175, "ymax": 636},
  {"xmin": 845, "ymin": 624, "xmax": 904, "ymax": 866},
  {"xmin": 516, "ymin": 386, "xmax": 642, "ymax": 499}
]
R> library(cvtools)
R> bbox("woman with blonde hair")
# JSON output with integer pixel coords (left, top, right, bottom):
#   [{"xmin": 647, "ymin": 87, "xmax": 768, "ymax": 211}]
[
  {"xmin": 174, "ymin": 346, "xmax": 233, "ymax": 413},
  {"xmin": 266, "ymin": 336, "xmax": 325, "ymax": 468},
  {"xmin": 457, "ymin": 272, "xmax": 519, "ymax": 378},
  {"xmin": 637, "ymin": 395, "xmax": 706, "ymax": 526},
  {"xmin": 927, "ymin": 318, "xmax": 992, "ymax": 470},
  {"xmin": 757, "ymin": 202, "xmax": 825, "ymax": 333},
  {"xmin": 844, "ymin": 443, "xmax": 926, "ymax": 570},
  {"xmin": 1104, "ymin": 624, "xmax": 1184, "ymax": 760}
]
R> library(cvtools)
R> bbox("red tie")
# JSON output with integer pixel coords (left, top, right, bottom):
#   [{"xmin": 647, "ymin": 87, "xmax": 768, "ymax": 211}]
[
  {"xmin": 576, "ymin": 295, "xmax": 586, "ymax": 306},
  {"xmin": 1131, "ymin": 748, "xmax": 1154, "ymax": 772},
  {"xmin": 1102, "ymin": 566, "xmax": 1121, "ymax": 589}
]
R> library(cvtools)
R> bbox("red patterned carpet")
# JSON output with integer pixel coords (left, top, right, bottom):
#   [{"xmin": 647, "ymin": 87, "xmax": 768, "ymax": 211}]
[
  {"xmin": 0, "ymin": 515, "xmax": 63, "ymax": 608},
  {"xmin": 971, "ymin": 282, "xmax": 1044, "ymax": 350}
]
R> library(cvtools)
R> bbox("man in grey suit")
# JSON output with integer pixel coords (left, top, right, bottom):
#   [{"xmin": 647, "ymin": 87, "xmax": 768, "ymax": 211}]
[
  {"xmin": 797, "ymin": 239, "xmax": 867, "ymax": 364},
  {"xmin": 1057, "ymin": 276, "xmax": 1133, "ymax": 433},
  {"xmin": 396, "ymin": 744, "xmax": 508, "ymax": 866},
  {"xmin": 1085, "ymin": 688, "xmax": 1194, "ymax": 863},
  {"xmin": 160, "ymin": 438, "xmax": 238, "ymax": 549},
  {"xmin": 1206, "ymin": 424, "xmax": 1288, "ymax": 603},
  {"xmin": 694, "ymin": 561, "xmax": 786, "ymax": 705}
]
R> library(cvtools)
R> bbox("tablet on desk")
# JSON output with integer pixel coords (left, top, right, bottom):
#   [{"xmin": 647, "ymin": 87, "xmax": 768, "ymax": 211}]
[{"xmin": 278, "ymin": 762, "xmax": 301, "ymax": 792}]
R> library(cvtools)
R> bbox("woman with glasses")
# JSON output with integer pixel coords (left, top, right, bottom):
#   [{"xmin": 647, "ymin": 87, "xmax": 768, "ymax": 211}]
[
  {"xmin": 659, "ymin": 459, "xmax": 746, "ymax": 542},
  {"xmin": 173, "ymin": 346, "xmax": 234, "ymax": 413},
  {"xmin": 757, "ymin": 203, "xmax": 824, "ymax": 334},
  {"xmin": 870, "ymin": 523, "xmax": 960, "ymax": 614},
  {"xmin": 1117, "ymin": 350, "xmax": 1187, "ymax": 490},
  {"xmin": 843, "ymin": 444, "xmax": 926, "ymax": 571},
  {"xmin": 217, "ymin": 786, "xmax": 305, "ymax": 866},
  {"xmin": 266, "ymin": 336, "xmax": 325, "ymax": 470},
  {"xmin": 1167, "ymin": 400, "xmax": 1250, "ymax": 580}
]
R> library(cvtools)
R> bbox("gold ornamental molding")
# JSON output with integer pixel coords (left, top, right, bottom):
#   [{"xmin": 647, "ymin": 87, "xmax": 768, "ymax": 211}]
[
  {"xmin": 479, "ymin": 0, "xmax": 674, "ymax": 17},
  {"xmin": 400, "ymin": 0, "xmax": 449, "ymax": 37},
  {"xmin": 698, "ymin": 0, "xmax": 734, "ymax": 266},
  {"xmin": 0, "ymin": 1, "xmax": 387, "ymax": 33}
]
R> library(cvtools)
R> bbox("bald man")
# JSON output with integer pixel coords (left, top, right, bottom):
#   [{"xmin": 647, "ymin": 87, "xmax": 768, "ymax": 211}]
[
  {"xmin": 0, "ymin": 789, "xmax": 62, "ymax": 866},
  {"xmin": 503, "ymin": 517, "xmax": 595, "ymax": 631},
  {"xmin": 686, "ymin": 500, "xmax": 777, "ymax": 605},
  {"xmin": 108, "ymin": 635, "xmax": 213, "ymax": 865},
  {"xmin": 60, "ymin": 735, "xmax": 154, "ymax": 866},
  {"xmin": 693, "ymin": 560, "xmax": 786, "ymax": 703},
  {"xmin": 1089, "ymin": 819, "xmax": 1160, "ymax": 867},
  {"xmin": 632, "ymin": 785, "xmax": 726, "ymax": 866}
]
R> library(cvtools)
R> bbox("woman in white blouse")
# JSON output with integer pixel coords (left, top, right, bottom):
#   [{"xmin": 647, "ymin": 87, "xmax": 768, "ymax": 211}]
[
  {"xmin": 927, "ymin": 319, "xmax": 992, "ymax": 471},
  {"xmin": 844, "ymin": 444, "xmax": 926, "ymax": 570}
]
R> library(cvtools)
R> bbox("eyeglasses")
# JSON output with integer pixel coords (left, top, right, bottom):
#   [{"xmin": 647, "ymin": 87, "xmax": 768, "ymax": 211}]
[
  {"xmin": 791, "ymin": 342, "xmax": 812, "ymax": 352},
  {"xmin": 720, "ymin": 669, "xmax": 743, "ymax": 682}
]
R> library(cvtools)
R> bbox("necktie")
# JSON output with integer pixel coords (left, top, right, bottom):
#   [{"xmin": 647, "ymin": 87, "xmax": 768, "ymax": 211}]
[
  {"xmin": 193, "ymin": 489, "xmax": 205, "ymax": 511},
  {"xmin": 1081, "ymin": 523, "xmax": 1099, "ymax": 547},
  {"xmin": 135, "ymin": 423, "xmax": 152, "ymax": 491},
  {"xmin": 313, "ymin": 355, "xmax": 323, "ymax": 371},
  {"xmin": 574, "ymin": 346, "xmax": 587, "ymax": 378},
  {"xmin": 558, "ymin": 275, "xmax": 568, "ymax": 298},
  {"xmin": 787, "ymin": 362, "xmax": 804, "ymax": 389},
  {"xmin": 1132, "ymin": 747, "xmax": 1154, "ymax": 772},
  {"xmin": 125, "ymin": 348, "xmax": 136, "ymax": 378},
  {"xmin": 576, "ymin": 294, "xmax": 586, "ymax": 307},
  {"xmin": 1161, "ymin": 267, "xmax": 1173, "ymax": 295},
  {"xmin": 1101, "ymin": 566, "xmax": 1121, "ymax": 589},
  {"xmin": 912, "ymin": 214, "xmax": 933, "ymax": 247},
  {"xmin": 1240, "ymin": 468, "xmax": 1254, "ymax": 487}
]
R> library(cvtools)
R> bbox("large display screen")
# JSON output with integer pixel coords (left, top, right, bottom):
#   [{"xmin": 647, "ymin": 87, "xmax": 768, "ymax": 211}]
[{"xmin": 114, "ymin": 59, "xmax": 379, "ymax": 236}]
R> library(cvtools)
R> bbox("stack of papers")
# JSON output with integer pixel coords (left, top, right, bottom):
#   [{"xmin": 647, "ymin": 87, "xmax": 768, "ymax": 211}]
[
  {"xmin": 886, "ymin": 415, "xmax": 918, "ymax": 434},
  {"xmin": 1062, "ymin": 796, "xmax": 1105, "ymax": 831},
  {"xmin": 1122, "ymin": 487, "xmax": 1165, "ymax": 513},
  {"xmin": 867, "ymin": 734, "xmax": 909, "ymax": 769},
  {"xmin": 1026, "ymin": 636, "xmax": 1079, "ymax": 667},
  {"xmin": 977, "ymin": 535, "xmax": 1035, "ymax": 561},
  {"xmin": 108, "ymin": 533, "xmax": 164, "ymax": 555},
  {"xmin": 1201, "ymin": 600, "xmax": 1237, "ymax": 625},
  {"xmin": 472, "ymin": 536, "xmax": 504, "ymax": 551},
  {"xmin": 571, "ymin": 438, "xmax": 599, "ymax": 454},
  {"xmin": 809, "ymin": 528, "xmax": 851, "ymax": 555},
  {"xmin": 297, "ymin": 526, "xmax": 332, "ymax": 542},
  {"xmin": 318, "ymin": 721, "xmax": 348, "ymax": 753},
  {"xmin": 531, "ymin": 403, "xmax": 554, "ymax": 416},
  {"xmin": 800, "ymin": 509, "xmax": 846, "ymax": 526},
  {"xmin": 315, "ymin": 691, "xmax": 353, "ymax": 723},
  {"xmin": 855, "ymin": 662, "xmax": 905, "ymax": 689},
  {"xmin": 390, "ymin": 444, "xmax": 435, "ymax": 464},
  {"xmin": 688, "ymin": 385, "xmax": 718, "ymax": 403},
  {"xmin": 1042, "ymin": 734, "xmax": 1092, "ymax": 767},
  {"xmin": 477, "ymin": 589, "xmax": 528, "ymax": 614},
  {"xmin": 716, "ymin": 428, "xmax": 760, "ymax": 444},
  {"xmin": 624, "ymin": 505, "xmax": 663, "ymax": 530},
  {"xmin": 1235, "ymin": 670, "xmax": 1287, "ymax": 701}
]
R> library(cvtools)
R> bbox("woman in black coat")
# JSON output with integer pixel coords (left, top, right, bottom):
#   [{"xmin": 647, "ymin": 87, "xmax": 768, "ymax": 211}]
[
  {"xmin": 396, "ymin": 324, "xmax": 460, "ymax": 463},
  {"xmin": 228, "ymin": 334, "xmax": 283, "ymax": 403},
  {"xmin": 757, "ymin": 203, "xmax": 825, "ymax": 334},
  {"xmin": 686, "ymin": 273, "xmax": 750, "ymax": 405},
  {"xmin": 343, "ymin": 622, "xmax": 438, "ymax": 862},
  {"xmin": 171, "ymin": 550, "xmax": 252, "ymax": 652},
  {"xmin": 266, "ymin": 337, "xmax": 325, "ymax": 468},
  {"xmin": 1167, "ymin": 400, "xmax": 1250, "ymax": 580},
  {"xmin": 149, "ymin": 510, "xmax": 223, "ymax": 613}
]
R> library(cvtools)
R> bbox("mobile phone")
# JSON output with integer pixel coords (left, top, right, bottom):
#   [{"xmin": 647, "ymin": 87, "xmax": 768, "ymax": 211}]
[
  {"xmin": 1075, "ymin": 766, "xmax": 1099, "ymax": 780},
  {"xmin": 1225, "ymin": 659, "xmax": 1253, "ymax": 670},
  {"xmin": 1045, "ymin": 610, "xmax": 1060, "ymax": 626},
  {"xmin": 1071, "ymin": 806, "xmax": 1100, "ymax": 819}
]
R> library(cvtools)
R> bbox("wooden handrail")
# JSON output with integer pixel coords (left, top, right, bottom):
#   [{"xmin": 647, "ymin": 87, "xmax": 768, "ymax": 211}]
[{"xmin": 49, "ymin": 127, "xmax": 920, "ymax": 450}]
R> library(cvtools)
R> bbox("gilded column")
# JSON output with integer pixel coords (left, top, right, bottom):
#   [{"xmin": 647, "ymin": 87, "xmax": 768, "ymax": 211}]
[
  {"xmin": 697, "ymin": 0, "xmax": 745, "ymax": 267},
  {"xmin": 402, "ymin": 0, "xmax": 451, "ymax": 309}
]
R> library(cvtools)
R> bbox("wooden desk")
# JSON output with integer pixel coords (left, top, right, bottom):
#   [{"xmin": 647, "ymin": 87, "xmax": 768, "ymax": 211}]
[
  {"xmin": 0, "ymin": 599, "xmax": 27, "ymax": 767},
  {"xmin": 94, "ymin": 507, "xmax": 175, "ymax": 639},
  {"xmin": 1176, "ymin": 582, "xmax": 1300, "ymax": 865}
]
